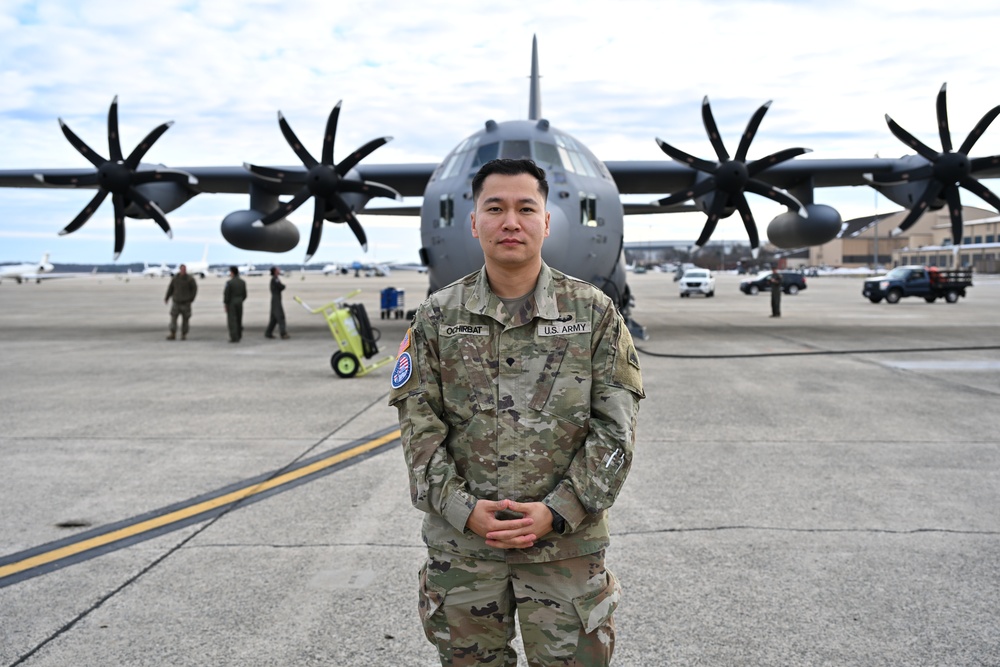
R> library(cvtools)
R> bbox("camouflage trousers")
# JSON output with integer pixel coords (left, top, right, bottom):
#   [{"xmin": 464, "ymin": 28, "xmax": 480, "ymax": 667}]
[
  {"xmin": 419, "ymin": 548, "xmax": 620, "ymax": 666},
  {"xmin": 169, "ymin": 302, "xmax": 192, "ymax": 335}
]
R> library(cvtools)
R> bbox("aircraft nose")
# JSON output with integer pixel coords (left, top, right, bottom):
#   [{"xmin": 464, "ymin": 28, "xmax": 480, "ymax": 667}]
[{"xmin": 541, "ymin": 204, "xmax": 569, "ymax": 268}]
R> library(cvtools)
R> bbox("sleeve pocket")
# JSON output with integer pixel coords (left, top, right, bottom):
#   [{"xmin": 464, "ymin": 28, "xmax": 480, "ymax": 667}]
[{"xmin": 572, "ymin": 568, "xmax": 621, "ymax": 634}]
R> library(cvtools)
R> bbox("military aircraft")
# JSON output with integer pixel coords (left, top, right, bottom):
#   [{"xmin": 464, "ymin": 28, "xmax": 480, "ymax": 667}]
[
  {"xmin": 1, "ymin": 37, "xmax": 999, "ymax": 335},
  {"xmin": 0, "ymin": 252, "xmax": 57, "ymax": 284},
  {"xmin": 141, "ymin": 261, "xmax": 172, "ymax": 278}
]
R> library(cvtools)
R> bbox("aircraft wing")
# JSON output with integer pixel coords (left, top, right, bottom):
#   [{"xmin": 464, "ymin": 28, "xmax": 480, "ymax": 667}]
[{"xmin": 603, "ymin": 157, "xmax": 986, "ymax": 194}]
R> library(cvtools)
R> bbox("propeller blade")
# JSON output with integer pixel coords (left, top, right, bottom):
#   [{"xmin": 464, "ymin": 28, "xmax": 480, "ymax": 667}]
[
  {"xmin": 655, "ymin": 138, "xmax": 717, "ymax": 173},
  {"xmin": 303, "ymin": 197, "xmax": 326, "ymax": 262},
  {"xmin": 330, "ymin": 195, "xmax": 368, "ymax": 250},
  {"xmin": 335, "ymin": 136, "xmax": 392, "ymax": 176},
  {"xmin": 108, "ymin": 96, "xmax": 123, "ymax": 163},
  {"xmin": 112, "ymin": 193, "xmax": 126, "ymax": 259},
  {"xmin": 957, "ymin": 104, "xmax": 1000, "ymax": 156},
  {"xmin": 735, "ymin": 101, "xmax": 772, "ymax": 162},
  {"xmin": 124, "ymin": 121, "xmax": 175, "ymax": 169},
  {"xmin": 321, "ymin": 101, "xmax": 342, "ymax": 166},
  {"xmin": 656, "ymin": 178, "xmax": 716, "ymax": 207},
  {"xmin": 958, "ymin": 175, "xmax": 1000, "ymax": 212},
  {"xmin": 701, "ymin": 97, "xmax": 729, "ymax": 162},
  {"xmin": 744, "ymin": 180, "xmax": 805, "ymax": 212},
  {"xmin": 896, "ymin": 180, "xmax": 944, "ymax": 233},
  {"xmin": 336, "ymin": 179, "xmax": 402, "ymax": 201},
  {"xmin": 257, "ymin": 188, "xmax": 312, "ymax": 226},
  {"xmin": 936, "ymin": 83, "xmax": 952, "ymax": 153},
  {"xmin": 277, "ymin": 112, "xmax": 318, "ymax": 168},
  {"xmin": 244, "ymin": 163, "xmax": 307, "ymax": 184},
  {"xmin": 59, "ymin": 189, "xmax": 109, "ymax": 235},
  {"xmin": 735, "ymin": 194, "xmax": 760, "ymax": 249},
  {"xmin": 885, "ymin": 114, "xmax": 939, "ymax": 162},
  {"xmin": 970, "ymin": 155, "xmax": 1000, "ymax": 173},
  {"xmin": 944, "ymin": 185, "xmax": 964, "ymax": 244},
  {"xmin": 58, "ymin": 119, "xmax": 106, "ymax": 168},
  {"xmin": 694, "ymin": 192, "xmax": 727, "ymax": 248},
  {"xmin": 34, "ymin": 173, "xmax": 98, "ymax": 187},
  {"xmin": 127, "ymin": 187, "xmax": 172, "ymax": 237},
  {"xmin": 747, "ymin": 147, "xmax": 810, "ymax": 177}
]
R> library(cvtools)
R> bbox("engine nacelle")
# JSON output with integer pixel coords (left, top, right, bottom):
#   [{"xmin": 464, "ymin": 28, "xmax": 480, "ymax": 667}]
[
  {"xmin": 221, "ymin": 210, "xmax": 300, "ymax": 252},
  {"xmin": 766, "ymin": 204, "xmax": 842, "ymax": 248}
]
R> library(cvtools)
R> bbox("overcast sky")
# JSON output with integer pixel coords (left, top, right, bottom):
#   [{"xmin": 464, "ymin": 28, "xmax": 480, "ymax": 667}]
[{"xmin": 2, "ymin": 0, "xmax": 1000, "ymax": 265}]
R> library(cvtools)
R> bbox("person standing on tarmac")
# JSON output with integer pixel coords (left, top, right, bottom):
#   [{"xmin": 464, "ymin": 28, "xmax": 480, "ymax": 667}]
[
  {"xmin": 768, "ymin": 266, "xmax": 783, "ymax": 317},
  {"xmin": 264, "ymin": 266, "xmax": 289, "ymax": 339},
  {"xmin": 165, "ymin": 263, "xmax": 197, "ymax": 340},
  {"xmin": 223, "ymin": 266, "xmax": 247, "ymax": 343},
  {"xmin": 389, "ymin": 158, "xmax": 644, "ymax": 666}
]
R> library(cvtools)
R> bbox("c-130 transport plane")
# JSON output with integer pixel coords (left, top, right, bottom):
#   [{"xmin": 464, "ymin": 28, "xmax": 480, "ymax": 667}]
[{"xmin": 1, "ymin": 37, "xmax": 999, "ymax": 335}]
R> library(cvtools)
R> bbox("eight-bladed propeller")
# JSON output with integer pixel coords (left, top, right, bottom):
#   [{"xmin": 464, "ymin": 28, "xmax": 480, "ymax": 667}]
[
  {"xmin": 655, "ymin": 97, "xmax": 810, "ymax": 254},
  {"xmin": 873, "ymin": 83, "xmax": 1000, "ymax": 244},
  {"xmin": 34, "ymin": 96, "xmax": 195, "ymax": 259},
  {"xmin": 244, "ymin": 101, "xmax": 401, "ymax": 262}
]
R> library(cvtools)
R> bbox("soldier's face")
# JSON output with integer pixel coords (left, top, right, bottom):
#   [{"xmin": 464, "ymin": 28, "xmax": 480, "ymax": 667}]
[{"xmin": 471, "ymin": 173, "xmax": 550, "ymax": 270}]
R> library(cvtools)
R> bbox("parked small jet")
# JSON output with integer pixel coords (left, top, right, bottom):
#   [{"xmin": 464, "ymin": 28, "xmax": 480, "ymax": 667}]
[
  {"xmin": 0, "ymin": 253, "xmax": 57, "ymax": 284},
  {"xmin": 141, "ymin": 261, "xmax": 172, "ymax": 278},
  {"xmin": 1, "ymin": 37, "xmax": 999, "ymax": 334}
]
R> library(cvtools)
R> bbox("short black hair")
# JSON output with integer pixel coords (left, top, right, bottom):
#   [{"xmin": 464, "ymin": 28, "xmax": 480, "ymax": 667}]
[
  {"xmin": 471, "ymin": 158, "xmax": 548, "ymax": 205},
  {"xmin": 229, "ymin": 265, "xmax": 239, "ymax": 275}
]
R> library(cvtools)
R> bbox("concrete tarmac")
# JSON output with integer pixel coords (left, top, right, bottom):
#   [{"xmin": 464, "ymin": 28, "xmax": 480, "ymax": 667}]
[{"xmin": 1, "ymin": 268, "xmax": 998, "ymax": 666}]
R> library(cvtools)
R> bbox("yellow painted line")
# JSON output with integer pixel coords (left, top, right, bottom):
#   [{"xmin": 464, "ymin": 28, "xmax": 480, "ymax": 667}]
[{"xmin": 0, "ymin": 429, "xmax": 401, "ymax": 581}]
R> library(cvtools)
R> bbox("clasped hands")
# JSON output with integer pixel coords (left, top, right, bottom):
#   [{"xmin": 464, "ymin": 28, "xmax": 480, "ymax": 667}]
[{"xmin": 466, "ymin": 498, "xmax": 554, "ymax": 549}]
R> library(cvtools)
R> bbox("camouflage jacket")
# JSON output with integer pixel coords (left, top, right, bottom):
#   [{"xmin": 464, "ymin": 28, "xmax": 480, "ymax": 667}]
[
  {"xmin": 388, "ymin": 263, "xmax": 644, "ymax": 563},
  {"xmin": 166, "ymin": 274, "xmax": 198, "ymax": 304}
]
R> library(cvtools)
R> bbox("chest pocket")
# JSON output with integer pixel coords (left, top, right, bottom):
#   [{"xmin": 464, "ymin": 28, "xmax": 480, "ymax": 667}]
[
  {"xmin": 526, "ymin": 336, "xmax": 592, "ymax": 428},
  {"xmin": 439, "ymin": 336, "xmax": 495, "ymax": 425}
]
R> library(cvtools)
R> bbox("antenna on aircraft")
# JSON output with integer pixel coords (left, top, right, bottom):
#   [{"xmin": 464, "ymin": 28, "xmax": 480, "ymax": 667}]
[{"xmin": 528, "ymin": 35, "xmax": 541, "ymax": 121}]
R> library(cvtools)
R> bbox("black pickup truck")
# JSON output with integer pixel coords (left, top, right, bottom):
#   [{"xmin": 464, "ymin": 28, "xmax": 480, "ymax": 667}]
[{"xmin": 863, "ymin": 265, "xmax": 973, "ymax": 304}]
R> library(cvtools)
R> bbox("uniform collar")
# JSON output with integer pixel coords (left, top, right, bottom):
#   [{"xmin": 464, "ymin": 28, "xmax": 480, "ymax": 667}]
[{"xmin": 466, "ymin": 261, "xmax": 561, "ymax": 326}]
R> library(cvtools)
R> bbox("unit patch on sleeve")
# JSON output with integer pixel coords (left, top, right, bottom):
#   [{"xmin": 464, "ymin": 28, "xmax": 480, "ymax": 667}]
[
  {"xmin": 397, "ymin": 328, "xmax": 411, "ymax": 356},
  {"xmin": 390, "ymin": 351, "xmax": 413, "ymax": 389}
]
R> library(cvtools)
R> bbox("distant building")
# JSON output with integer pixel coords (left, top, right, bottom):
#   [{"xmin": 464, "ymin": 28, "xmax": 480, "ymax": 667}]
[{"xmin": 809, "ymin": 206, "xmax": 999, "ymax": 272}]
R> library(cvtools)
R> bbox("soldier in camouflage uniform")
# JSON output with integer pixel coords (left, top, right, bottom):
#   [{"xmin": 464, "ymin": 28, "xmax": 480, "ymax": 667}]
[
  {"xmin": 389, "ymin": 158, "xmax": 644, "ymax": 666},
  {"xmin": 768, "ymin": 267, "xmax": 782, "ymax": 317}
]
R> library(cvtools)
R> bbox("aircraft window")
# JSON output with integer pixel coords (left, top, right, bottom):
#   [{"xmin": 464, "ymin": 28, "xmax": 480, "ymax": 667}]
[
  {"xmin": 501, "ymin": 140, "xmax": 531, "ymax": 159},
  {"xmin": 567, "ymin": 150, "xmax": 592, "ymax": 176},
  {"xmin": 557, "ymin": 147, "xmax": 575, "ymax": 173},
  {"xmin": 438, "ymin": 194, "xmax": 455, "ymax": 228},
  {"xmin": 533, "ymin": 142, "xmax": 563, "ymax": 168},
  {"xmin": 579, "ymin": 193, "xmax": 597, "ymax": 226},
  {"xmin": 472, "ymin": 142, "xmax": 499, "ymax": 169},
  {"xmin": 439, "ymin": 153, "xmax": 462, "ymax": 180}
]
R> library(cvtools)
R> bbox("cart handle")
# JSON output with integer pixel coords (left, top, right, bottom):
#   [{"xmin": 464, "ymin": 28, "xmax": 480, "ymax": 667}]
[{"xmin": 293, "ymin": 290, "xmax": 363, "ymax": 314}]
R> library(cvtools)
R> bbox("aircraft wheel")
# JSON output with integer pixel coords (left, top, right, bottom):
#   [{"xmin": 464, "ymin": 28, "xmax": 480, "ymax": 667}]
[{"xmin": 331, "ymin": 351, "xmax": 360, "ymax": 378}]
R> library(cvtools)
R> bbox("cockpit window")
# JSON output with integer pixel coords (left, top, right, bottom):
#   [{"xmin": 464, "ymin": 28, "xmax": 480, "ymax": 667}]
[
  {"xmin": 533, "ymin": 142, "xmax": 562, "ymax": 168},
  {"xmin": 500, "ymin": 140, "xmax": 531, "ymax": 160},
  {"xmin": 471, "ymin": 142, "xmax": 499, "ymax": 169}
]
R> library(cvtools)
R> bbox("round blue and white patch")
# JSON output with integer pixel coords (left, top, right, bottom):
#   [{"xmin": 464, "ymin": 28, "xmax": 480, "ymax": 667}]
[{"xmin": 390, "ymin": 352, "xmax": 413, "ymax": 389}]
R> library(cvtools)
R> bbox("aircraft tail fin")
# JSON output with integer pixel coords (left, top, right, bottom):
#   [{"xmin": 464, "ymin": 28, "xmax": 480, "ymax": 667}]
[
  {"xmin": 41, "ymin": 252, "xmax": 50, "ymax": 265},
  {"xmin": 528, "ymin": 35, "xmax": 541, "ymax": 121}
]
